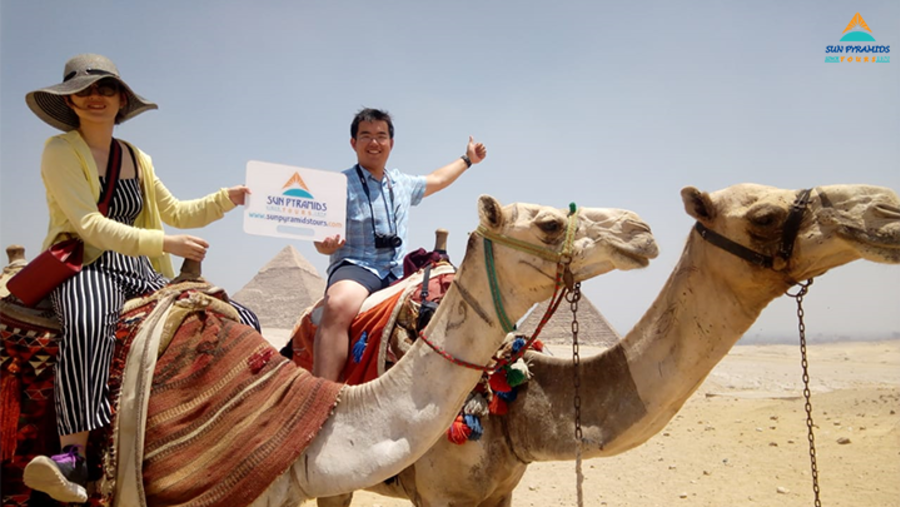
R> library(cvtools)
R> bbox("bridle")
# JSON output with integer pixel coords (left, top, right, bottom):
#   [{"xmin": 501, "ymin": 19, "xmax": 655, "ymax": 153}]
[
  {"xmin": 694, "ymin": 188, "xmax": 813, "ymax": 272},
  {"xmin": 417, "ymin": 204, "xmax": 581, "ymax": 372}
]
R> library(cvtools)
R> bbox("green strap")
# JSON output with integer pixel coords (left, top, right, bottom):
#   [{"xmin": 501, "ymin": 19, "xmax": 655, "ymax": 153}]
[{"xmin": 484, "ymin": 238, "xmax": 516, "ymax": 333}]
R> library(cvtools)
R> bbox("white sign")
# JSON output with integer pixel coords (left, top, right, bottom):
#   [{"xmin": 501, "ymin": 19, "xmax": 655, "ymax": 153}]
[{"xmin": 243, "ymin": 161, "xmax": 347, "ymax": 242}]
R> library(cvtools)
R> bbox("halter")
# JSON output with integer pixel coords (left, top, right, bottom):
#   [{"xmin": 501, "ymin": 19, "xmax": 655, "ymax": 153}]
[
  {"xmin": 694, "ymin": 188, "xmax": 812, "ymax": 271},
  {"xmin": 418, "ymin": 203, "xmax": 581, "ymax": 372}
]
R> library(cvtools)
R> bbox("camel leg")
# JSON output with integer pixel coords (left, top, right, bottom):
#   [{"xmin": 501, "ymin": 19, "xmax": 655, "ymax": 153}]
[{"xmin": 317, "ymin": 494, "xmax": 353, "ymax": 507}]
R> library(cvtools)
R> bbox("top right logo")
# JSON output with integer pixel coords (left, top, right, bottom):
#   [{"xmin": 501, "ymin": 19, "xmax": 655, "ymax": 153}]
[
  {"xmin": 825, "ymin": 13, "xmax": 890, "ymax": 63},
  {"xmin": 840, "ymin": 12, "xmax": 875, "ymax": 42}
]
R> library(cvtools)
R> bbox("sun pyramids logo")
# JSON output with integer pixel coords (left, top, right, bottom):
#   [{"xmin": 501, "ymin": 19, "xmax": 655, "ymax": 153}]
[
  {"xmin": 840, "ymin": 13, "xmax": 875, "ymax": 42},
  {"xmin": 824, "ymin": 13, "xmax": 890, "ymax": 63},
  {"xmin": 282, "ymin": 172, "xmax": 314, "ymax": 199}
]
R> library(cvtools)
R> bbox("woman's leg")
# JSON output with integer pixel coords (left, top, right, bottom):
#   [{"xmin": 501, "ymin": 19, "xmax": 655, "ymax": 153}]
[{"xmin": 24, "ymin": 260, "xmax": 125, "ymax": 503}]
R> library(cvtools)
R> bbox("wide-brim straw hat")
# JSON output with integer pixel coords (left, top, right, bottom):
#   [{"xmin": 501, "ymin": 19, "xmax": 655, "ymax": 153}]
[{"xmin": 25, "ymin": 54, "xmax": 158, "ymax": 131}]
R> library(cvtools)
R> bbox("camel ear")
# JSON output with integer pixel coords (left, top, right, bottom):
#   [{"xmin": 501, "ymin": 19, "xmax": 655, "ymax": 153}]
[
  {"xmin": 478, "ymin": 195, "xmax": 504, "ymax": 230},
  {"xmin": 681, "ymin": 186, "xmax": 716, "ymax": 222}
]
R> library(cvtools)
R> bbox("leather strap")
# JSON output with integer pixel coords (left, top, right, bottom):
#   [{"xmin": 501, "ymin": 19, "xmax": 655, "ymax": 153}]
[{"xmin": 97, "ymin": 138, "xmax": 123, "ymax": 217}]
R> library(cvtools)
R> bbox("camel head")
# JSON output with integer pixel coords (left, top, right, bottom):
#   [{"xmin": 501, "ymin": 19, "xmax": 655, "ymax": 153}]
[
  {"xmin": 471, "ymin": 195, "xmax": 658, "ymax": 302},
  {"xmin": 682, "ymin": 183, "xmax": 900, "ymax": 287}
]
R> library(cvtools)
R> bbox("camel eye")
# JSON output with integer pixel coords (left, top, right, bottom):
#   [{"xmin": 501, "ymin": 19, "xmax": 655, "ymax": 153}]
[
  {"xmin": 748, "ymin": 205, "xmax": 785, "ymax": 229},
  {"xmin": 536, "ymin": 218, "xmax": 564, "ymax": 236},
  {"xmin": 751, "ymin": 214, "xmax": 776, "ymax": 227}
]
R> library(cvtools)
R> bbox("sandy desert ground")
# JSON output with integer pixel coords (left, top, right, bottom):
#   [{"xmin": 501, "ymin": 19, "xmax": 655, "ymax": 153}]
[
  {"xmin": 496, "ymin": 340, "xmax": 900, "ymax": 507},
  {"xmin": 260, "ymin": 329, "xmax": 899, "ymax": 507}
]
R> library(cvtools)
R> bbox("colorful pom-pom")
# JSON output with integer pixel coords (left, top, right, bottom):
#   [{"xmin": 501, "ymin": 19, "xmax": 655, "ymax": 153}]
[
  {"xmin": 489, "ymin": 370, "xmax": 512, "ymax": 393},
  {"xmin": 497, "ymin": 388, "xmax": 518, "ymax": 403},
  {"xmin": 463, "ymin": 393, "xmax": 489, "ymax": 418},
  {"xmin": 511, "ymin": 336, "xmax": 526, "ymax": 354},
  {"xmin": 506, "ymin": 366, "xmax": 527, "ymax": 387},
  {"xmin": 464, "ymin": 414, "xmax": 483, "ymax": 441},
  {"xmin": 447, "ymin": 415, "xmax": 472, "ymax": 444},
  {"xmin": 489, "ymin": 395, "xmax": 508, "ymax": 415}
]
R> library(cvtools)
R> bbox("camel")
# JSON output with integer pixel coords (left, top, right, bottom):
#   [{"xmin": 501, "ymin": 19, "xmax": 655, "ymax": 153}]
[
  {"xmin": 0, "ymin": 195, "xmax": 659, "ymax": 506},
  {"xmin": 320, "ymin": 183, "xmax": 900, "ymax": 507}
]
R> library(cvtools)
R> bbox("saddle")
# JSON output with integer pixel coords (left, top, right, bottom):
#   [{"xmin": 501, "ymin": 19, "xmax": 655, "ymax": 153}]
[
  {"xmin": 290, "ymin": 260, "xmax": 456, "ymax": 384},
  {"xmin": 1, "ymin": 281, "xmax": 341, "ymax": 507}
]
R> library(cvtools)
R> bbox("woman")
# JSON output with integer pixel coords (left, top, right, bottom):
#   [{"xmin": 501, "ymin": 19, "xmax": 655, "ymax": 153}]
[{"xmin": 21, "ymin": 54, "xmax": 260, "ymax": 503}]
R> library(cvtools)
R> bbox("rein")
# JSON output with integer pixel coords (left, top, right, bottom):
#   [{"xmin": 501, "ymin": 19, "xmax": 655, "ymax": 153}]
[{"xmin": 418, "ymin": 204, "xmax": 580, "ymax": 372}]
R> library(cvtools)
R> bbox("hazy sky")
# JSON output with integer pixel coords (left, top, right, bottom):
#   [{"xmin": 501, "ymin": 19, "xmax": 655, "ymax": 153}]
[{"xmin": 2, "ymin": 1, "xmax": 898, "ymax": 341}]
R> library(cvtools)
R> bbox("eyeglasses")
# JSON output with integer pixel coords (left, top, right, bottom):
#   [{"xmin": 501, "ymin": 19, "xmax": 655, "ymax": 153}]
[
  {"xmin": 356, "ymin": 134, "xmax": 391, "ymax": 144},
  {"xmin": 73, "ymin": 79, "xmax": 120, "ymax": 97}
]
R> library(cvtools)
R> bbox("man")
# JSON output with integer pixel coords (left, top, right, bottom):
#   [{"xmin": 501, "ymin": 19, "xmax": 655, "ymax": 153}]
[{"xmin": 312, "ymin": 108, "xmax": 487, "ymax": 381}]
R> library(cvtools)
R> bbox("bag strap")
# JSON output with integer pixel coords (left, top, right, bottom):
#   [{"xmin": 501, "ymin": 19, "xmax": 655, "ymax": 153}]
[
  {"xmin": 97, "ymin": 138, "xmax": 123, "ymax": 217},
  {"xmin": 420, "ymin": 263, "xmax": 432, "ymax": 302}
]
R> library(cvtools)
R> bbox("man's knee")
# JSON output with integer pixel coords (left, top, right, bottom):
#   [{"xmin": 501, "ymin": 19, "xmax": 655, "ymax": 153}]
[{"xmin": 321, "ymin": 282, "xmax": 369, "ymax": 327}]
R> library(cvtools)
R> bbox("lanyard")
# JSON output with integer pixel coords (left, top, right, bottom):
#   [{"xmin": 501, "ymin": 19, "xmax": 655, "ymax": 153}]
[{"xmin": 355, "ymin": 165, "xmax": 397, "ymax": 236}]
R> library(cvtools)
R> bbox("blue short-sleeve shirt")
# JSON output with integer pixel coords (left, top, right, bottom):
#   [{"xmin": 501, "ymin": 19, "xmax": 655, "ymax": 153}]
[{"xmin": 328, "ymin": 165, "xmax": 427, "ymax": 279}]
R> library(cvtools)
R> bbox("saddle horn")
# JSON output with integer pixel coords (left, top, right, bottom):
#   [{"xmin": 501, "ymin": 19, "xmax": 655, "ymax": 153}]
[
  {"xmin": 434, "ymin": 229, "xmax": 449, "ymax": 255},
  {"xmin": 172, "ymin": 258, "xmax": 204, "ymax": 284},
  {"xmin": 6, "ymin": 245, "xmax": 25, "ymax": 264}
]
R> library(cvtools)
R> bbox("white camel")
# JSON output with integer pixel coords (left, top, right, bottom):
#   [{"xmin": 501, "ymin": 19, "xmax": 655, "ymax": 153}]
[
  {"xmin": 1, "ymin": 195, "xmax": 659, "ymax": 506},
  {"xmin": 322, "ymin": 183, "xmax": 900, "ymax": 506}
]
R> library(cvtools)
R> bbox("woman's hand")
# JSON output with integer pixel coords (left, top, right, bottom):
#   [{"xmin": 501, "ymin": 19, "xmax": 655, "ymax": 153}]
[
  {"xmin": 314, "ymin": 235, "xmax": 345, "ymax": 255},
  {"xmin": 227, "ymin": 185, "xmax": 251, "ymax": 206},
  {"xmin": 163, "ymin": 234, "xmax": 210, "ymax": 261}
]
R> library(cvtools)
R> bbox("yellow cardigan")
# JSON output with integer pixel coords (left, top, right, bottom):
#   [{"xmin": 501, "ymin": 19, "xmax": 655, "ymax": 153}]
[{"xmin": 41, "ymin": 131, "xmax": 236, "ymax": 279}]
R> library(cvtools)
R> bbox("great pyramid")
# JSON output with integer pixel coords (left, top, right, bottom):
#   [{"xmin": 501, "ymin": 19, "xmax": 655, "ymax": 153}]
[
  {"xmin": 517, "ymin": 294, "xmax": 620, "ymax": 348},
  {"xmin": 232, "ymin": 245, "xmax": 325, "ymax": 329}
]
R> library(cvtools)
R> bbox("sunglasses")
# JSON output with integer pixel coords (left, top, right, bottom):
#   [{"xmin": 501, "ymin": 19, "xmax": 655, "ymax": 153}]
[{"xmin": 73, "ymin": 79, "xmax": 121, "ymax": 97}]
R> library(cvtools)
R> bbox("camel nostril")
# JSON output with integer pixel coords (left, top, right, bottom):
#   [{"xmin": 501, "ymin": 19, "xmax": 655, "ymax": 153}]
[
  {"xmin": 874, "ymin": 203, "xmax": 900, "ymax": 219},
  {"xmin": 625, "ymin": 220, "xmax": 652, "ymax": 235}
]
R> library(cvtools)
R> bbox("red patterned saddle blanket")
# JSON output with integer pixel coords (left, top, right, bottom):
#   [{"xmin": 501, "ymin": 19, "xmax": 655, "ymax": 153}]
[
  {"xmin": 290, "ymin": 262, "xmax": 456, "ymax": 384},
  {"xmin": 1, "ymin": 283, "xmax": 342, "ymax": 507},
  {"xmin": 0, "ymin": 286, "xmax": 169, "ymax": 506}
]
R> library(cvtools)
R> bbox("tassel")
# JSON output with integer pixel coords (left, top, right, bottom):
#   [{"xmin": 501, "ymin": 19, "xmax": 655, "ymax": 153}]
[
  {"xmin": 489, "ymin": 370, "xmax": 512, "ymax": 393},
  {"xmin": 506, "ymin": 367, "xmax": 527, "ymax": 388},
  {"xmin": 497, "ymin": 388, "xmax": 518, "ymax": 403},
  {"xmin": 507, "ymin": 359, "xmax": 530, "ymax": 387},
  {"xmin": 464, "ymin": 414, "xmax": 483, "ymax": 441},
  {"xmin": 447, "ymin": 415, "xmax": 471, "ymax": 444},
  {"xmin": 532, "ymin": 339, "xmax": 544, "ymax": 352},
  {"xmin": 1, "ymin": 361, "xmax": 22, "ymax": 461},
  {"xmin": 463, "ymin": 393, "xmax": 489, "ymax": 418},
  {"xmin": 351, "ymin": 331, "xmax": 368, "ymax": 363},
  {"xmin": 511, "ymin": 336, "xmax": 526, "ymax": 354},
  {"xmin": 488, "ymin": 394, "xmax": 508, "ymax": 415}
]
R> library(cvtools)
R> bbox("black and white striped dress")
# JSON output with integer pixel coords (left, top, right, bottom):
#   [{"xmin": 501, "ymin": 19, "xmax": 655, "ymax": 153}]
[{"xmin": 50, "ymin": 175, "xmax": 259, "ymax": 436}]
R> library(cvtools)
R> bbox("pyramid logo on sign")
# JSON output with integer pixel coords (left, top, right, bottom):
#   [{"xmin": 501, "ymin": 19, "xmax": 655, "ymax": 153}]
[
  {"xmin": 282, "ymin": 172, "xmax": 314, "ymax": 199},
  {"xmin": 840, "ymin": 12, "xmax": 875, "ymax": 42}
]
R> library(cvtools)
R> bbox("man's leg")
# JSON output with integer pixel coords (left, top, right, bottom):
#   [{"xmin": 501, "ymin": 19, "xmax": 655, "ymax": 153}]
[{"xmin": 312, "ymin": 279, "xmax": 371, "ymax": 381}]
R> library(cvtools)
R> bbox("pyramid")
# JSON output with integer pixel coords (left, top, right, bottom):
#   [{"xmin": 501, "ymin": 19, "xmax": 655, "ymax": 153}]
[
  {"xmin": 232, "ymin": 245, "xmax": 325, "ymax": 329},
  {"xmin": 517, "ymin": 295, "xmax": 620, "ymax": 348}
]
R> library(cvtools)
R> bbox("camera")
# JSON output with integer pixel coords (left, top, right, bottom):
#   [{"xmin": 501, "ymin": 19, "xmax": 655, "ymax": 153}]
[{"xmin": 374, "ymin": 233, "xmax": 402, "ymax": 249}]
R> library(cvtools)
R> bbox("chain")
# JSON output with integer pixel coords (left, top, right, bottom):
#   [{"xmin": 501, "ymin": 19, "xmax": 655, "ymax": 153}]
[
  {"xmin": 787, "ymin": 279, "xmax": 821, "ymax": 507},
  {"xmin": 569, "ymin": 282, "xmax": 584, "ymax": 507}
]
